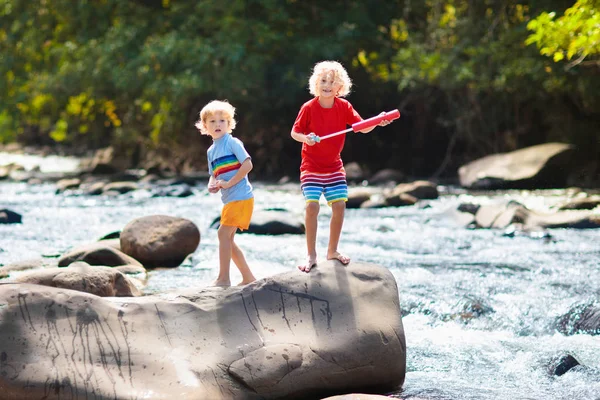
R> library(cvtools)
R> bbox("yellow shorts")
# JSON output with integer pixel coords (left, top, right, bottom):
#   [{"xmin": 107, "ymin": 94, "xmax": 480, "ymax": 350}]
[{"xmin": 221, "ymin": 197, "xmax": 254, "ymax": 230}]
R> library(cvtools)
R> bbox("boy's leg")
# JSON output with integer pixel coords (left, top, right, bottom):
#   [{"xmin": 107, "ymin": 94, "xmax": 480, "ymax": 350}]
[
  {"xmin": 214, "ymin": 225, "xmax": 237, "ymax": 286},
  {"xmin": 322, "ymin": 169, "xmax": 350, "ymax": 265},
  {"xmin": 299, "ymin": 201, "xmax": 319, "ymax": 272},
  {"xmin": 299, "ymin": 171, "xmax": 325, "ymax": 273},
  {"xmin": 217, "ymin": 197, "xmax": 254, "ymax": 285},
  {"xmin": 231, "ymin": 239, "xmax": 256, "ymax": 285},
  {"xmin": 327, "ymin": 200, "xmax": 350, "ymax": 265}
]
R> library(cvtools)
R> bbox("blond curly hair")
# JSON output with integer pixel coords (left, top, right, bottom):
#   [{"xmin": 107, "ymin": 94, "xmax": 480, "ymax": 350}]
[
  {"xmin": 195, "ymin": 100, "xmax": 237, "ymax": 135},
  {"xmin": 308, "ymin": 61, "xmax": 353, "ymax": 98}
]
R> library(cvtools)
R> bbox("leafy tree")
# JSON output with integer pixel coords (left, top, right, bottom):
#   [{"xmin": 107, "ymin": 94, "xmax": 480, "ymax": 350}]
[
  {"xmin": 362, "ymin": 0, "xmax": 598, "ymax": 177},
  {"xmin": 526, "ymin": 0, "xmax": 600, "ymax": 67},
  {"xmin": 0, "ymin": 0, "xmax": 598, "ymax": 182}
]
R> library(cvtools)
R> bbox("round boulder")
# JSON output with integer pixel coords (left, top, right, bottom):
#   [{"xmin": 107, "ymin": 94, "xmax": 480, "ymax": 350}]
[{"xmin": 120, "ymin": 215, "xmax": 200, "ymax": 268}]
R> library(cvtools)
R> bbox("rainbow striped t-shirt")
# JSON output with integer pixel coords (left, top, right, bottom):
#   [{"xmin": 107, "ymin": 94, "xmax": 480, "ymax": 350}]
[{"xmin": 207, "ymin": 133, "xmax": 253, "ymax": 204}]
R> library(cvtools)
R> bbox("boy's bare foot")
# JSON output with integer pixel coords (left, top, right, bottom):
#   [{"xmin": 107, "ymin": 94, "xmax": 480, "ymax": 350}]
[
  {"xmin": 327, "ymin": 252, "xmax": 350, "ymax": 265},
  {"xmin": 211, "ymin": 279, "xmax": 231, "ymax": 287},
  {"xmin": 237, "ymin": 278, "xmax": 256, "ymax": 286},
  {"xmin": 298, "ymin": 256, "xmax": 317, "ymax": 273}
]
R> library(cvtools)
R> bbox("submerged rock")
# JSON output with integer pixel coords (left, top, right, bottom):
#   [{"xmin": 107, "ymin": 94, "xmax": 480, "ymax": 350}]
[
  {"xmin": 556, "ymin": 303, "xmax": 600, "ymax": 335},
  {"xmin": 548, "ymin": 354, "xmax": 580, "ymax": 376}
]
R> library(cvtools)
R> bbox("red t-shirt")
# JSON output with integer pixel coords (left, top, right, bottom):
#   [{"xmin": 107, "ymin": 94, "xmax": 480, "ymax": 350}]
[{"xmin": 292, "ymin": 97, "xmax": 362, "ymax": 173}]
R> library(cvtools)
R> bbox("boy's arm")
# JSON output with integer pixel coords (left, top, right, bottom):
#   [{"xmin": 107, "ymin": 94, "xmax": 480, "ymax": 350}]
[
  {"xmin": 217, "ymin": 158, "xmax": 253, "ymax": 189},
  {"xmin": 357, "ymin": 112, "xmax": 392, "ymax": 134}
]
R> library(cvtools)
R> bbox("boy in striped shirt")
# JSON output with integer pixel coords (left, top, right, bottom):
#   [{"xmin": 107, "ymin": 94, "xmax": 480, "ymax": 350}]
[
  {"xmin": 291, "ymin": 61, "xmax": 392, "ymax": 272},
  {"xmin": 196, "ymin": 100, "xmax": 256, "ymax": 286}
]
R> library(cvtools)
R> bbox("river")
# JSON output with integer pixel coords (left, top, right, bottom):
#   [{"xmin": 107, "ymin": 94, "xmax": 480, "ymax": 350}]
[{"xmin": 1, "ymin": 152, "xmax": 599, "ymax": 400}]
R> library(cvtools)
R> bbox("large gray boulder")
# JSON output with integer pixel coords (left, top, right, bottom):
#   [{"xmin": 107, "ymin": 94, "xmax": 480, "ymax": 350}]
[
  {"xmin": 458, "ymin": 142, "xmax": 575, "ymax": 189},
  {"xmin": 0, "ymin": 261, "xmax": 405, "ymax": 399},
  {"xmin": 120, "ymin": 215, "xmax": 200, "ymax": 268}
]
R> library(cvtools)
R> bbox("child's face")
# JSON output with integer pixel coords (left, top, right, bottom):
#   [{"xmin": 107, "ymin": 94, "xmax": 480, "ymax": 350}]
[
  {"xmin": 316, "ymin": 71, "xmax": 342, "ymax": 99},
  {"xmin": 203, "ymin": 111, "xmax": 229, "ymax": 139}
]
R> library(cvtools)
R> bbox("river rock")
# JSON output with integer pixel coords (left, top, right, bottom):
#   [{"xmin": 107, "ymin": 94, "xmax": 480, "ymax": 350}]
[
  {"xmin": 456, "ymin": 200, "xmax": 600, "ymax": 230},
  {"xmin": 0, "ymin": 208, "xmax": 22, "ymax": 224},
  {"xmin": 55, "ymin": 178, "xmax": 81, "ymax": 193},
  {"xmin": 387, "ymin": 180, "xmax": 439, "ymax": 200},
  {"xmin": 120, "ymin": 215, "xmax": 200, "ymax": 268},
  {"xmin": 556, "ymin": 303, "xmax": 600, "ymax": 335},
  {"xmin": 13, "ymin": 263, "xmax": 141, "ymax": 297},
  {"xmin": 58, "ymin": 242, "xmax": 142, "ymax": 267},
  {"xmin": 102, "ymin": 181, "xmax": 139, "ymax": 194},
  {"xmin": 0, "ymin": 261, "xmax": 406, "ymax": 399},
  {"xmin": 346, "ymin": 188, "xmax": 375, "ymax": 209},
  {"xmin": 458, "ymin": 142, "xmax": 575, "ymax": 189},
  {"xmin": 548, "ymin": 354, "xmax": 580, "ymax": 376},
  {"xmin": 555, "ymin": 196, "xmax": 600, "ymax": 211}
]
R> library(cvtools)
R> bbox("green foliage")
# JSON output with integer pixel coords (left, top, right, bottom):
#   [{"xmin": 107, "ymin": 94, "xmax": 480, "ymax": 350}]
[
  {"xmin": 0, "ymin": 111, "xmax": 16, "ymax": 143},
  {"xmin": 526, "ymin": 0, "xmax": 600, "ymax": 66},
  {"xmin": 0, "ymin": 0, "xmax": 598, "ymax": 178}
]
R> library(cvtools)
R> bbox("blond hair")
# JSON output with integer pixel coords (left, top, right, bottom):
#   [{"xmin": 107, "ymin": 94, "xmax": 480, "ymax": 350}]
[
  {"xmin": 308, "ymin": 61, "xmax": 352, "ymax": 98},
  {"xmin": 195, "ymin": 100, "xmax": 237, "ymax": 135}
]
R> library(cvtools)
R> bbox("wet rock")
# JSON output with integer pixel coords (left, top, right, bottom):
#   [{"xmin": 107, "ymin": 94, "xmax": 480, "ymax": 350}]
[
  {"xmin": 0, "ymin": 208, "xmax": 22, "ymax": 224},
  {"xmin": 388, "ymin": 180, "xmax": 439, "ymax": 200},
  {"xmin": 384, "ymin": 193, "xmax": 418, "ymax": 207},
  {"xmin": 102, "ymin": 181, "xmax": 139, "ymax": 194},
  {"xmin": 457, "ymin": 203, "xmax": 481, "ymax": 215},
  {"xmin": 555, "ymin": 196, "xmax": 600, "ymax": 211},
  {"xmin": 548, "ymin": 354, "xmax": 580, "ymax": 376},
  {"xmin": 347, "ymin": 189, "xmax": 375, "ymax": 209},
  {"xmin": 98, "ymin": 231, "xmax": 121, "ymax": 240},
  {"xmin": 456, "ymin": 200, "xmax": 600, "ymax": 230},
  {"xmin": 58, "ymin": 242, "xmax": 142, "ymax": 268},
  {"xmin": 458, "ymin": 142, "xmax": 575, "ymax": 189},
  {"xmin": 80, "ymin": 180, "xmax": 107, "ymax": 195},
  {"xmin": 502, "ymin": 224, "xmax": 553, "ymax": 240},
  {"xmin": 556, "ymin": 303, "xmax": 600, "ymax": 335},
  {"xmin": 120, "ymin": 215, "xmax": 200, "ymax": 268},
  {"xmin": 444, "ymin": 297, "xmax": 494, "ymax": 323},
  {"xmin": 55, "ymin": 178, "xmax": 81, "ymax": 193}
]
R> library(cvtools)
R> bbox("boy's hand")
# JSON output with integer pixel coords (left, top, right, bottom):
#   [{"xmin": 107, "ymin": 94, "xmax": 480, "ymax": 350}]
[
  {"xmin": 208, "ymin": 183, "xmax": 220, "ymax": 193},
  {"xmin": 378, "ymin": 112, "xmax": 392, "ymax": 127},
  {"xmin": 305, "ymin": 133, "xmax": 318, "ymax": 146},
  {"xmin": 216, "ymin": 179, "xmax": 231, "ymax": 189}
]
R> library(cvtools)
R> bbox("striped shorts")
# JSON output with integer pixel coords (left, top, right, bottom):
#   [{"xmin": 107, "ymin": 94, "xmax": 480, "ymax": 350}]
[{"xmin": 300, "ymin": 169, "xmax": 348, "ymax": 205}]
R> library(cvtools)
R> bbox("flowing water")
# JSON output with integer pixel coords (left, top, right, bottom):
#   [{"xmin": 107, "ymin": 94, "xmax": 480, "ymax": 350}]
[{"xmin": 1, "ymin": 153, "xmax": 600, "ymax": 400}]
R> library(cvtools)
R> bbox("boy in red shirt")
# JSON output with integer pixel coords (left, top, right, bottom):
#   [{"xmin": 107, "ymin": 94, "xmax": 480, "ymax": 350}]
[{"xmin": 291, "ymin": 60, "xmax": 393, "ymax": 272}]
